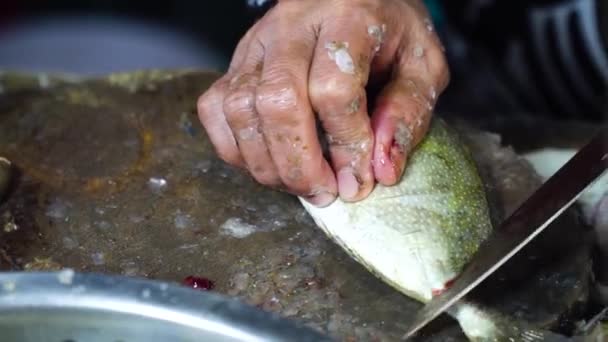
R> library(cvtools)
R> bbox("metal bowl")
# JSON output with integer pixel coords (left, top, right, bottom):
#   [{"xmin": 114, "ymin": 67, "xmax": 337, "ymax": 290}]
[{"xmin": 0, "ymin": 271, "xmax": 330, "ymax": 342}]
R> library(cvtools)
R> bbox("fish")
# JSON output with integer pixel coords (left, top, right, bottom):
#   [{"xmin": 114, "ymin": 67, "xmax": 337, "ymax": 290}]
[{"xmin": 299, "ymin": 117, "xmax": 578, "ymax": 341}]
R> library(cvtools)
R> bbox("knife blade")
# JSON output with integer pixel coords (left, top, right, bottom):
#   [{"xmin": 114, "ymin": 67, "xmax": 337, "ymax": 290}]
[{"xmin": 403, "ymin": 127, "xmax": 608, "ymax": 339}]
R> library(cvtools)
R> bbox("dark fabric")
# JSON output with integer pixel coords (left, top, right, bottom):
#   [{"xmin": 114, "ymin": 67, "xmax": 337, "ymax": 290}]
[{"xmin": 441, "ymin": 0, "xmax": 607, "ymax": 121}]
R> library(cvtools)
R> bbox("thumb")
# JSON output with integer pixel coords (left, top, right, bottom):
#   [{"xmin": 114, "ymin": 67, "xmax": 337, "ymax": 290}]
[
  {"xmin": 371, "ymin": 75, "xmax": 436, "ymax": 185},
  {"xmin": 371, "ymin": 41, "xmax": 449, "ymax": 185}
]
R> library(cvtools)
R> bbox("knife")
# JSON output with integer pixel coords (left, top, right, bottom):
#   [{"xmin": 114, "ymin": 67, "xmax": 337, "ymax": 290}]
[{"xmin": 403, "ymin": 127, "xmax": 608, "ymax": 339}]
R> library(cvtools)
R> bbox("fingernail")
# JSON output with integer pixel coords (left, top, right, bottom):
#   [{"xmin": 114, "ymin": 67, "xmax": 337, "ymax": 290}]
[
  {"xmin": 338, "ymin": 167, "xmax": 360, "ymax": 201},
  {"xmin": 306, "ymin": 191, "xmax": 336, "ymax": 207}
]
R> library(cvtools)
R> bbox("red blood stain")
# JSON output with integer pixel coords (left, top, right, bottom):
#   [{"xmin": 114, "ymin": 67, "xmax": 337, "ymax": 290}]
[
  {"xmin": 183, "ymin": 276, "xmax": 215, "ymax": 291},
  {"xmin": 431, "ymin": 278, "xmax": 456, "ymax": 297}
]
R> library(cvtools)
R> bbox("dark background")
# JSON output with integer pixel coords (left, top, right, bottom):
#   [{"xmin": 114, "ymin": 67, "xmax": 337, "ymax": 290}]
[{"xmin": 0, "ymin": 1, "xmax": 258, "ymax": 62}]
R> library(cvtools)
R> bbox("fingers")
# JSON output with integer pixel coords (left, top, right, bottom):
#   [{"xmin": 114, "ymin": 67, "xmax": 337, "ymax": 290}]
[
  {"xmin": 223, "ymin": 44, "xmax": 283, "ymax": 187},
  {"xmin": 227, "ymin": 21, "xmax": 261, "ymax": 74},
  {"xmin": 200, "ymin": 8, "xmax": 337, "ymax": 206},
  {"xmin": 371, "ymin": 77, "xmax": 432, "ymax": 185},
  {"xmin": 197, "ymin": 79, "xmax": 244, "ymax": 167},
  {"xmin": 197, "ymin": 25, "xmax": 261, "ymax": 167},
  {"xmin": 371, "ymin": 13, "xmax": 450, "ymax": 186},
  {"xmin": 309, "ymin": 13, "xmax": 379, "ymax": 202},
  {"xmin": 199, "ymin": 0, "xmax": 452, "ymax": 205},
  {"xmin": 397, "ymin": 27, "xmax": 450, "ymax": 93},
  {"xmin": 255, "ymin": 25, "xmax": 338, "ymax": 206}
]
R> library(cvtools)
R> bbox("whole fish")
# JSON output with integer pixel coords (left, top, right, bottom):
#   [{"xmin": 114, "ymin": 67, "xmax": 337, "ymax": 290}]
[{"xmin": 299, "ymin": 118, "xmax": 571, "ymax": 341}]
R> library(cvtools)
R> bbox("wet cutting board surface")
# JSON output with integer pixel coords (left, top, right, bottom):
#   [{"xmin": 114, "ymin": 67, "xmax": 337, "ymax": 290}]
[{"xmin": 0, "ymin": 70, "xmax": 595, "ymax": 341}]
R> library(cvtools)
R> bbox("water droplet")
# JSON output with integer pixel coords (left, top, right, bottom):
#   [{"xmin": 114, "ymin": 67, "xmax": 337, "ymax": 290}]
[{"xmin": 148, "ymin": 177, "xmax": 168, "ymax": 192}]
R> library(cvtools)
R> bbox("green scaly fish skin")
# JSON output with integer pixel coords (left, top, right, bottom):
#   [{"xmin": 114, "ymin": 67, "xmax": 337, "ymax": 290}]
[{"xmin": 299, "ymin": 118, "xmax": 567, "ymax": 341}]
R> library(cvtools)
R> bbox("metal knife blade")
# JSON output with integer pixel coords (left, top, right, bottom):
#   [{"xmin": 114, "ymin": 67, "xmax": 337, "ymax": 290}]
[{"xmin": 403, "ymin": 127, "xmax": 608, "ymax": 339}]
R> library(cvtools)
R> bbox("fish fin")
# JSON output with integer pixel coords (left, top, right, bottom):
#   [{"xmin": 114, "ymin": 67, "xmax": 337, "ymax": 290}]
[{"xmin": 448, "ymin": 302, "xmax": 586, "ymax": 342}]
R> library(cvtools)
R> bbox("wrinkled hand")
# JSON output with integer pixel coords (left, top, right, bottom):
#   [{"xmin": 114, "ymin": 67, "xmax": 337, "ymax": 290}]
[{"xmin": 197, "ymin": 0, "xmax": 449, "ymax": 206}]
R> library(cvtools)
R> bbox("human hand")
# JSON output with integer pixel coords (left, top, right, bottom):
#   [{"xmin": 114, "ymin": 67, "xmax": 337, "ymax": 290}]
[{"xmin": 197, "ymin": 0, "xmax": 449, "ymax": 206}]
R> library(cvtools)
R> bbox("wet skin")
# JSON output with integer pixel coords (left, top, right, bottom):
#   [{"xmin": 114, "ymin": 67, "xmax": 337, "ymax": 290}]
[{"xmin": 197, "ymin": 0, "xmax": 450, "ymax": 206}]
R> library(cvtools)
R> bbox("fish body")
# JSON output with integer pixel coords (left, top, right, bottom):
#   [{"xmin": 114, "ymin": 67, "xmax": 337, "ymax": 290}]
[
  {"xmin": 299, "ymin": 118, "xmax": 558, "ymax": 341},
  {"xmin": 303, "ymin": 118, "xmax": 492, "ymax": 302}
]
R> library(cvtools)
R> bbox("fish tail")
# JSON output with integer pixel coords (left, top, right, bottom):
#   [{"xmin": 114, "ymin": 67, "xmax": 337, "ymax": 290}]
[{"xmin": 449, "ymin": 302, "xmax": 586, "ymax": 342}]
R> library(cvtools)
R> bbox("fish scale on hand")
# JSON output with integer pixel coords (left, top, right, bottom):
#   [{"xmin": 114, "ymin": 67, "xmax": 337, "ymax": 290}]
[{"xmin": 299, "ymin": 118, "xmax": 563, "ymax": 341}]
